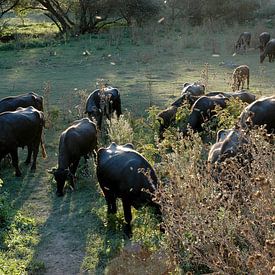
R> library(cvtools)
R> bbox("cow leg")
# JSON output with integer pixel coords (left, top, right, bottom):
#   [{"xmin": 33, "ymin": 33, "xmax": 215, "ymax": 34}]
[
  {"xmin": 241, "ymin": 79, "xmax": 245, "ymax": 89},
  {"xmin": 69, "ymin": 158, "xmax": 80, "ymax": 189},
  {"xmin": 25, "ymin": 145, "xmax": 32, "ymax": 165},
  {"xmin": 122, "ymin": 198, "xmax": 132, "ymax": 237},
  {"xmin": 104, "ymin": 191, "xmax": 117, "ymax": 214},
  {"xmin": 10, "ymin": 149, "xmax": 21, "ymax": 177},
  {"xmin": 30, "ymin": 143, "xmax": 39, "ymax": 172}
]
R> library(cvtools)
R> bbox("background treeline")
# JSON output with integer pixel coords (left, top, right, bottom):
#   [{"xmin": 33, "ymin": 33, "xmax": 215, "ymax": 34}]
[{"xmin": 1, "ymin": 0, "xmax": 275, "ymax": 35}]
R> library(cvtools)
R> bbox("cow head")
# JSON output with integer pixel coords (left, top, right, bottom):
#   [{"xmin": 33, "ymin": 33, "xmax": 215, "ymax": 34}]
[
  {"xmin": 260, "ymin": 53, "xmax": 265, "ymax": 63},
  {"xmin": 48, "ymin": 168, "xmax": 72, "ymax": 196},
  {"xmin": 88, "ymin": 106, "xmax": 102, "ymax": 129}
]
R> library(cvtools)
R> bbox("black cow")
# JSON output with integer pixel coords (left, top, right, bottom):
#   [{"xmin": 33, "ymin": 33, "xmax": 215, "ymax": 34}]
[
  {"xmin": 0, "ymin": 92, "xmax": 44, "ymax": 113},
  {"xmin": 208, "ymin": 128, "xmax": 244, "ymax": 164},
  {"xmin": 181, "ymin": 95, "xmax": 228, "ymax": 134},
  {"xmin": 181, "ymin": 82, "xmax": 206, "ymax": 97},
  {"xmin": 259, "ymin": 32, "xmax": 271, "ymax": 52},
  {"xmin": 239, "ymin": 96, "xmax": 275, "ymax": 133},
  {"xmin": 157, "ymin": 83, "xmax": 205, "ymax": 138},
  {"xmin": 206, "ymin": 90, "xmax": 256, "ymax": 104},
  {"xmin": 0, "ymin": 106, "xmax": 46, "ymax": 176},
  {"xmin": 85, "ymin": 86, "xmax": 122, "ymax": 129},
  {"xmin": 260, "ymin": 39, "xmax": 275, "ymax": 63},
  {"xmin": 49, "ymin": 118, "xmax": 97, "ymax": 196},
  {"xmin": 97, "ymin": 142, "xmax": 159, "ymax": 236}
]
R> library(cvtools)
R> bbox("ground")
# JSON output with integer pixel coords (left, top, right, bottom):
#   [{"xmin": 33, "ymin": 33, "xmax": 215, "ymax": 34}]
[{"xmin": 0, "ymin": 22, "xmax": 275, "ymax": 274}]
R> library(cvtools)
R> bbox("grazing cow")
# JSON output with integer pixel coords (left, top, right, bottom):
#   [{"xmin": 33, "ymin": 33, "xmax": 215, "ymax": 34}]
[
  {"xmin": 239, "ymin": 96, "xmax": 275, "ymax": 133},
  {"xmin": 232, "ymin": 65, "xmax": 249, "ymax": 91},
  {"xmin": 157, "ymin": 106, "xmax": 178, "ymax": 139},
  {"xmin": 97, "ymin": 142, "xmax": 159, "ymax": 236},
  {"xmin": 235, "ymin": 32, "xmax": 251, "ymax": 53},
  {"xmin": 208, "ymin": 128, "xmax": 244, "ymax": 164},
  {"xmin": 157, "ymin": 83, "xmax": 205, "ymax": 138},
  {"xmin": 181, "ymin": 95, "xmax": 228, "ymax": 134},
  {"xmin": 208, "ymin": 129, "xmax": 233, "ymax": 164},
  {"xmin": 259, "ymin": 32, "xmax": 271, "ymax": 52},
  {"xmin": 49, "ymin": 118, "xmax": 97, "ymax": 196},
  {"xmin": 260, "ymin": 39, "xmax": 275, "ymax": 63},
  {"xmin": 206, "ymin": 90, "xmax": 256, "ymax": 104},
  {"xmin": 85, "ymin": 86, "xmax": 122, "ymax": 129},
  {"xmin": 0, "ymin": 92, "xmax": 44, "ymax": 113},
  {"xmin": 0, "ymin": 106, "xmax": 46, "ymax": 176},
  {"xmin": 181, "ymin": 82, "xmax": 206, "ymax": 97}
]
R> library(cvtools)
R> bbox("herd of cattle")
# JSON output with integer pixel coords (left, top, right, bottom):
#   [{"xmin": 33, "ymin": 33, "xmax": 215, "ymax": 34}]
[
  {"xmin": 235, "ymin": 31, "xmax": 275, "ymax": 63},
  {"xmin": 1, "ymin": 44, "xmax": 275, "ymax": 234},
  {"xmin": 0, "ymin": 83, "xmax": 274, "ymax": 235}
]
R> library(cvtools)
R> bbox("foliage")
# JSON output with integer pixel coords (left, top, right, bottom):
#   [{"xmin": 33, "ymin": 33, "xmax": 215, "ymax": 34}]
[
  {"xmin": 0, "ymin": 207, "xmax": 42, "ymax": 274},
  {"xmin": 107, "ymin": 113, "xmax": 134, "ymax": 145},
  {"xmin": 155, "ymin": 128, "xmax": 275, "ymax": 273},
  {"xmin": 202, "ymin": 98, "xmax": 248, "ymax": 141},
  {"xmin": 164, "ymin": 0, "xmax": 260, "ymax": 25}
]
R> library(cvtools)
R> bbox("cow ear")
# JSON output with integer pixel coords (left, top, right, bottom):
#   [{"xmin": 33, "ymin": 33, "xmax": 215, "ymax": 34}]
[
  {"xmin": 47, "ymin": 168, "xmax": 57, "ymax": 174},
  {"xmin": 123, "ymin": 143, "xmax": 134, "ymax": 150},
  {"xmin": 183, "ymin": 82, "xmax": 190, "ymax": 88},
  {"xmin": 217, "ymin": 129, "xmax": 229, "ymax": 142}
]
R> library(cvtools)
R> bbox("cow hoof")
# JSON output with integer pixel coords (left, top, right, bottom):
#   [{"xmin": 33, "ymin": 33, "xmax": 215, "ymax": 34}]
[
  {"xmin": 56, "ymin": 191, "xmax": 64, "ymax": 197},
  {"xmin": 123, "ymin": 224, "xmax": 132, "ymax": 238}
]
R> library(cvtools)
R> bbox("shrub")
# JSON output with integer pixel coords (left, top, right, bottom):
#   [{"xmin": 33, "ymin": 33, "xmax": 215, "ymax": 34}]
[
  {"xmin": 155, "ymin": 128, "xmax": 275, "ymax": 273},
  {"xmin": 107, "ymin": 113, "xmax": 134, "ymax": 145}
]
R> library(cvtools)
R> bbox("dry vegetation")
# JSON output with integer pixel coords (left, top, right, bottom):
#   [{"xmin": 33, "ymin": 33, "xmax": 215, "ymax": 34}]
[{"xmin": 153, "ymin": 128, "xmax": 275, "ymax": 274}]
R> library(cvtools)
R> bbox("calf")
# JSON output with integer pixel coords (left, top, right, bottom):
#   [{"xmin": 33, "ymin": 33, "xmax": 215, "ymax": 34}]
[
  {"xmin": 0, "ymin": 106, "xmax": 46, "ymax": 176},
  {"xmin": 49, "ymin": 118, "xmax": 97, "ymax": 196},
  {"xmin": 97, "ymin": 142, "xmax": 159, "ymax": 236},
  {"xmin": 0, "ymin": 92, "xmax": 44, "ymax": 113},
  {"xmin": 232, "ymin": 65, "xmax": 249, "ymax": 91},
  {"xmin": 85, "ymin": 86, "xmax": 122, "ymax": 129}
]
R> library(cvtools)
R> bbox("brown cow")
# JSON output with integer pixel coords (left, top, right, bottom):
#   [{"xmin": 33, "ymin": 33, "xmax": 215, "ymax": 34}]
[{"xmin": 232, "ymin": 65, "xmax": 249, "ymax": 91}]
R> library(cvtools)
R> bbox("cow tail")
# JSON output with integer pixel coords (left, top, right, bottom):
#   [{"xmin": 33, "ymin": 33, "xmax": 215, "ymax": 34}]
[
  {"xmin": 40, "ymin": 112, "xmax": 47, "ymax": 159},
  {"xmin": 41, "ymin": 133, "xmax": 47, "ymax": 159}
]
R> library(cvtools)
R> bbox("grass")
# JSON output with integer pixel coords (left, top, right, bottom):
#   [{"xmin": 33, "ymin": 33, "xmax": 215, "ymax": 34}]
[{"xmin": 0, "ymin": 19, "xmax": 275, "ymax": 273}]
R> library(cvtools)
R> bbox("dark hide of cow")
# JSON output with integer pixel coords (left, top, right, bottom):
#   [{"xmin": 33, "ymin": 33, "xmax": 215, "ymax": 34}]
[
  {"xmin": 208, "ymin": 127, "xmax": 249, "ymax": 184},
  {"xmin": 260, "ymin": 39, "xmax": 275, "ymax": 63},
  {"xmin": 259, "ymin": 32, "xmax": 270, "ymax": 52},
  {"xmin": 85, "ymin": 86, "xmax": 122, "ymax": 129},
  {"xmin": 0, "ymin": 92, "xmax": 44, "ymax": 113},
  {"xmin": 181, "ymin": 82, "xmax": 206, "ymax": 97},
  {"xmin": 206, "ymin": 90, "xmax": 256, "ymax": 104},
  {"xmin": 157, "ymin": 83, "xmax": 205, "ymax": 139},
  {"xmin": 0, "ymin": 106, "xmax": 46, "ymax": 176},
  {"xmin": 97, "ymin": 142, "xmax": 160, "ymax": 237},
  {"xmin": 208, "ymin": 128, "xmax": 233, "ymax": 164},
  {"xmin": 50, "ymin": 118, "xmax": 97, "ymax": 196},
  {"xmin": 181, "ymin": 95, "xmax": 228, "ymax": 134},
  {"xmin": 239, "ymin": 96, "xmax": 275, "ymax": 133}
]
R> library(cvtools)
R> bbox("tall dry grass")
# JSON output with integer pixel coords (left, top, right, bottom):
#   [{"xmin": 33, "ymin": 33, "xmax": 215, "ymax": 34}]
[{"xmin": 154, "ymin": 128, "xmax": 275, "ymax": 273}]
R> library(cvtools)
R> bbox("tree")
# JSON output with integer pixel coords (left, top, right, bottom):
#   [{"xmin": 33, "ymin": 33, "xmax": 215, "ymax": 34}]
[{"xmin": 0, "ymin": 0, "xmax": 20, "ymax": 18}]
